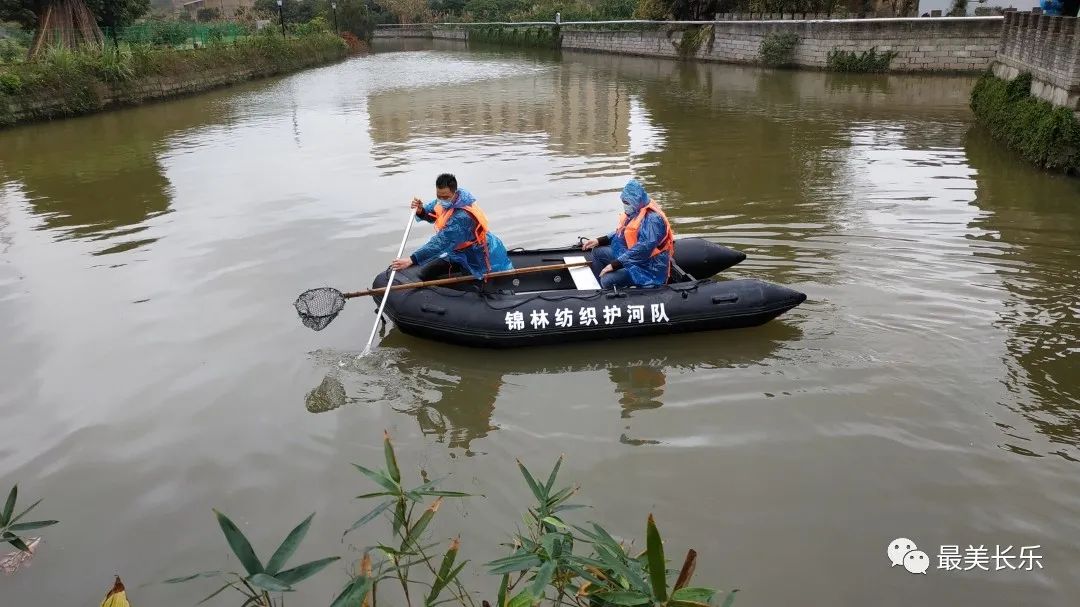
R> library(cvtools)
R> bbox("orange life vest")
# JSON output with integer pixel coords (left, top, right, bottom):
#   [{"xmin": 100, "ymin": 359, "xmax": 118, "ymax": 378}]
[
  {"xmin": 433, "ymin": 203, "xmax": 492, "ymax": 272},
  {"xmin": 617, "ymin": 200, "xmax": 675, "ymax": 258}
]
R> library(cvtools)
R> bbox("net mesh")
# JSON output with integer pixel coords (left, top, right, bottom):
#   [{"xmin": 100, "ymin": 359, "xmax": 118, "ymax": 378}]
[{"xmin": 295, "ymin": 288, "xmax": 346, "ymax": 331}]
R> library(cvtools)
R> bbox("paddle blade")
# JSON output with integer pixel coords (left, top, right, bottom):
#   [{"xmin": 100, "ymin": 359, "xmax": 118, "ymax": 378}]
[{"xmin": 295, "ymin": 288, "xmax": 347, "ymax": 331}]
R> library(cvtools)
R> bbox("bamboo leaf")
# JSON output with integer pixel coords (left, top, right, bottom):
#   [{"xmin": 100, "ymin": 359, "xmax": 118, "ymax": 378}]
[
  {"xmin": 355, "ymin": 492, "xmax": 397, "ymax": 500},
  {"xmin": 552, "ymin": 504, "xmax": 588, "ymax": 514},
  {"xmin": 671, "ymin": 601, "xmax": 712, "ymax": 607},
  {"xmin": 330, "ymin": 577, "xmax": 373, "ymax": 607},
  {"xmin": 545, "ymin": 486, "xmax": 575, "ymax": 507},
  {"xmin": 563, "ymin": 562, "xmax": 606, "ymax": 586},
  {"xmin": 248, "ymin": 573, "xmax": 292, "ymax": 592},
  {"xmin": 195, "ymin": 582, "xmax": 236, "ymax": 605},
  {"xmin": 507, "ymin": 590, "xmax": 534, "ymax": 607},
  {"xmin": 1, "ymin": 486, "xmax": 15, "ymax": 526},
  {"xmin": 487, "ymin": 554, "xmax": 542, "ymax": 575},
  {"xmin": 393, "ymin": 500, "xmax": 407, "ymax": 538},
  {"xmin": 345, "ymin": 500, "xmax": 395, "ymax": 536},
  {"xmin": 496, "ymin": 573, "xmax": 509, "ymax": 607},
  {"xmin": 402, "ymin": 498, "xmax": 442, "ymax": 551},
  {"xmin": 163, "ymin": 571, "xmax": 225, "ymax": 584},
  {"xmin": 352, "ymin": 464, "xmax": 400, "ymax": 494},
  {"xmin": 543, "ymin": 455, "xmax": 563, "ymax": 494},
  {"xmin": 383, "ymin": 431, "xmax": 402, "ymax": 484},
  {"xmin": 5, "ymin": 535, "xmax": 31, "ymax": 553},
  {"xmin": 673, "ymin": 549, "xmax": 697, "ymax": 591},
  {"xmin": 212, "ymin": 509, "xmax": 263, "ymax": 576},
  {"xmin": 528, "ymin": 560, "xmax": 555, "ymax": 600},
  {"xmin": 275, "ymin": 556, "xmax": 339, "ymax": 585},
  {"xmin": 672, "ymin": 588, "xmax": 717, "ymax": 603},
  {"xmin": 8, "ymin": 520, "xmax": 58, "ymax": 531},
  {"xmin": 8, "ymin": 498, "xmax": 42, "ymax": 525},
  {"xmin": 721, "ymin": 589, "xmax": 739, "ymax": 607},
  {"xmin": 265, "ymin": 513, "xmax": 314, "ymax": 575},
  {"xmin": 645, "ymin": 514, "xmax": 667, "ymax": 603},
  {"xmin": 595, "ymin": 591, "xmax": 652, "ymax": 606},
  {"xmin": 541, "ymin": 517, "xmax": 567, "ymax": 530},
  {"xmin": 417, "ymin": 490, "xmax": 471, "ymax": 498},
  {"xmin": 427, "ymin": 537, "xmax": 460, "ymax": 604},
  {"xmin": 516, "ymin": 460, "xmax": 545, "ymax": 502}
]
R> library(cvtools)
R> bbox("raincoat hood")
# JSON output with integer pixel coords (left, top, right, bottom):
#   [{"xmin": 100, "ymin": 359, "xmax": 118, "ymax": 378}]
[
  {"xmin": 438, "ymin": 187, "xmax": 476, "ymax": 210},
  {"xmin": 621, "ymin": 180, "xmax": 650, "ymax": 215}
]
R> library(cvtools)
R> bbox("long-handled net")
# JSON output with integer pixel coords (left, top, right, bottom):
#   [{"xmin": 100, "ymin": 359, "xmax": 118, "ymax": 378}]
[
  {"xmin": 293, "ymin": 260, "xmax": 589, "ymax": 332},
  {"xmin": 294, "ymin": 288, "xmax": 348, "ymax": 331}
]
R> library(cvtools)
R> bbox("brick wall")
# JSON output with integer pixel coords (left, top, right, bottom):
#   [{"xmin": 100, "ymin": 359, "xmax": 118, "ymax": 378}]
[
  {"xmin": 561, "ymin": 18, "xmax": 1004, "ymax": 72},
  {"xmin": 992, "ymin": 12, "xmax": 1080, "ymax": 110}
]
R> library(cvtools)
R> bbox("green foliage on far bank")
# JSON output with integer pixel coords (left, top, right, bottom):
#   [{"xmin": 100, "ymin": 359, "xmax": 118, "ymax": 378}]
[
  {"xmin": 826, "ymin": 47, "xmax": 898, "ymax": 73},
  {"xmin": 970, "ymin": 72, "xmax": 1080, "ymax": 175},
  {"xmin": 676, "ymin": 24, "xmax": 712, "ymax": 57},
  {"xmin": 467, "ymin": 24, "xmax": 561, "ymax": 48},
  {"xmin": 759, "ymin": 31, "xmax": 798, "ymax": 68},
  {"xmin": 0, "ymin": 32, "xmax": 347, "ymax": 127}
]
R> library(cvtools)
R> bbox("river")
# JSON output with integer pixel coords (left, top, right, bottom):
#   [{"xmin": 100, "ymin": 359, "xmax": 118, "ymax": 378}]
[{"xmin": 1, "ymin": 39, "xmax": 1078, "ymax": 606}]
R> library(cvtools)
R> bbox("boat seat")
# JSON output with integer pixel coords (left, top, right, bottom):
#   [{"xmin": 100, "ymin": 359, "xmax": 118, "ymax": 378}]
[{"xmin": 564, "ymin": 256, "xmax": 601, "ymax": 291}]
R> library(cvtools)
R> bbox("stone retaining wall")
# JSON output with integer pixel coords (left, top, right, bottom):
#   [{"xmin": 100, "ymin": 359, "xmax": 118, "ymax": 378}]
[
  {"xmin": 992, "ymin": 12, "xmax": 1080, "ymax": 110},
  {"xmin": 561, "ymin": 18, "xmax": 1003, "ymax": 72}
]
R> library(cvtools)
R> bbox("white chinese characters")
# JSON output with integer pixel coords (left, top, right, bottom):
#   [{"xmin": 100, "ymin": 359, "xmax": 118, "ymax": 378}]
[
  {"xmin": 503, "ymin": 303, "xmax": 671, "ymax": 331},
  {"xmin": 889, "ymin": 538, "xmax": 1043, "ymax": 575}
]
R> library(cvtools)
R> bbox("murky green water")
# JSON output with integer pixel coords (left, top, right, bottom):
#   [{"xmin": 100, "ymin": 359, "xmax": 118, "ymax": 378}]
[{"xmin": 2, "ymin": 39, "xmax": 1079, "ymax": 606}]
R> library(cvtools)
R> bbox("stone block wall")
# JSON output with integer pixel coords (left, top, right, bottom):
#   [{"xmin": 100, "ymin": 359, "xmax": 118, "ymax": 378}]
[
  {"xmin": 992, "ymin": 12, "xmax": 1080, "ymax": 110},
  {"xmin": 561, "ymin": 18, "xmax": 1004, "ymax": 72}
]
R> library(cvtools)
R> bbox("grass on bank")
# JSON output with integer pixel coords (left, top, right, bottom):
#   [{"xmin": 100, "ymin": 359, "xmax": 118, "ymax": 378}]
[
  {"xmin": 970, "ymin": 71, "xmax": 1080, "ymax": 175},
  {"xmin": 0, "ymin": 31, "xmax": 347, "ymax": 126}
]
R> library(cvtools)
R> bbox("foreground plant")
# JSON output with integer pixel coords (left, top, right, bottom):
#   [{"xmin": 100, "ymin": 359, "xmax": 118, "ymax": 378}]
[
  {"xmin": 1, "ymin": 484, "xmax": 58, "ymax": 554},
  {"xmin": 169, "ymin": 431, "xmax": 737, "ymax": 606},
  {"xmin": 165, "ymin": 510, "xmax": 340, "ymax": 606}
]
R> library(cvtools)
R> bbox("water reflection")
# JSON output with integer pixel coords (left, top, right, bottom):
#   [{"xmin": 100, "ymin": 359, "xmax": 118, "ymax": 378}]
[
  {"xmin": 0, "ymin": 98, "xmax": 226, "ymax": 255},
  {"xmin": 966, "ymin": 129, "xmax": 1080, "ymax": 459},
  {"xmin": 304, "ymin": 323, "xmax": 802, "ymax": 452},
  {"xmin": 366, "ymin": 63, "xmax": 631, "ymax": 161}
]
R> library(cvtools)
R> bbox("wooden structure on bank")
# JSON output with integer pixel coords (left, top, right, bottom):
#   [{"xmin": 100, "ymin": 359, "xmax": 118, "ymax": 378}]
[{"xmin": 28, "ymin": 0, "xmax": 104, "ymax": 59}]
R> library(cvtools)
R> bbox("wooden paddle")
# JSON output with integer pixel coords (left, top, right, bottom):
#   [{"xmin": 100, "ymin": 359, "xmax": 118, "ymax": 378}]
[{"xmin": 342, "ymin": 260, "xmax": 591, "ymax": 298}]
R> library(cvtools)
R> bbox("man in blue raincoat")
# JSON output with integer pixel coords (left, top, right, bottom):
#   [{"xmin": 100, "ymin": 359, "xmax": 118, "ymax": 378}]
[
  {"xmin": 391, "ymin": 173, "xmax": 513, "ymax": 280},
  {"xmin": 581, "ymin": 179, "xmax": 675, "ymax": 289}
]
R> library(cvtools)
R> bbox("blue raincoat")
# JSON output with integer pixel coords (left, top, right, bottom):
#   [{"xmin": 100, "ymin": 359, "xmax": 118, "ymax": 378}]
[
  {"xmin": 605, "ymin": 180, "xmax": 672, "ymax": 287},
  {"xmin": 410, "ymin": 188, "xmax": 513, "ymax": 279}
]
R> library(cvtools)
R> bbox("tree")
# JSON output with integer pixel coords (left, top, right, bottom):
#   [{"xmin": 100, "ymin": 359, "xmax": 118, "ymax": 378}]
[
  {"xmin": 86, "ymin": 0, "xmax": 151, "ymax": 31},
  {"xmin": 0, "ymin": 0, "xmax": 44, "ymax": 31},
  {"xmin": 336, "ymin": 0, "xmax": 375, "ymax": 39},
  {"xmin": 254, "ymin": 0, "xmax": 317, "ymax": 23}
]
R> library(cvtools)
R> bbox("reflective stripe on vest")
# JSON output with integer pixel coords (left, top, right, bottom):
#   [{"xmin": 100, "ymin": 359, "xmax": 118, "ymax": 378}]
[
  {"xmin": 432, "ymin": 203, "xmax": 492, "ymax": 273},
  {"xmin": 616, "ymin": 200, "xmax": 674, "ymax": 258}
]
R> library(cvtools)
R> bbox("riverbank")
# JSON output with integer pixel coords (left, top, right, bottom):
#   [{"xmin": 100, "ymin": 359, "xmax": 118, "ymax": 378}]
[
  {"xmin": 0, "ymin": 32, "xmax": 348, "ymax": 128},
  {"xmin": 970, "ymin": 72, "xmax": 1080, "ymax": 175},
  {"xmin": 375, "ymin": 18, "xmax": 1004, "ymax": 73}
]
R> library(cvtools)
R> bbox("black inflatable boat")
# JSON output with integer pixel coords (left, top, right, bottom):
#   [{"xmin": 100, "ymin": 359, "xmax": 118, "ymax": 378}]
[{"xmin": 370, "ymin": 238, "xmax": 805, "ymax": 348}]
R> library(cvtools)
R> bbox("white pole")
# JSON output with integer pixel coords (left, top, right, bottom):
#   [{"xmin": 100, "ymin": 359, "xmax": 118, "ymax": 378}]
[{"xmin": 361, "ymin": 209, "xmax": 417, "ymax": 356}]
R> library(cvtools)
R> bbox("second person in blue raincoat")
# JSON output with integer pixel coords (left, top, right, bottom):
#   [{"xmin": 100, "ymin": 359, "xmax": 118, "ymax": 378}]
[
  {"xmin": 581, "ymin": 179, "xmax": 675, "ymax": 289},
  {"xmin": 391, "ymin": 173, "xmax": 513, "ymax": 280}
]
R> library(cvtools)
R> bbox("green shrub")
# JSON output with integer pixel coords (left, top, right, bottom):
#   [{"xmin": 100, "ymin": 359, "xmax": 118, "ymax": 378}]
[
  {"xmin": 295, "ymin": 16, "xmax": 332, "ymax": 37},
  {"xmin": 970, "ymin": 72, "xmax": 1080, "ymax": 175},
  {"xmin": 759, "ymin": 31, "xmax": 798, "ymax": 68},
  {"xmin": 826, "ymin": 47, "xmax": 898, "ymax": 73},
  {"xmin": 0, "ymin": 39, "xmax": 25, "ymax": 63},
  {"xmin": 0, "ymin": 72, "xmax": 23, "ymax": 94},
  {"xmin": 677, "ymin": 25, "xmax": 712, "ymax": 58},
  {"xmin": 0, "ymin": 32, "xmax": 347, "ymax": 127},
  {"xmin": 469, "ymin": 25, "xmax": 561, "ymax": 49}
]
